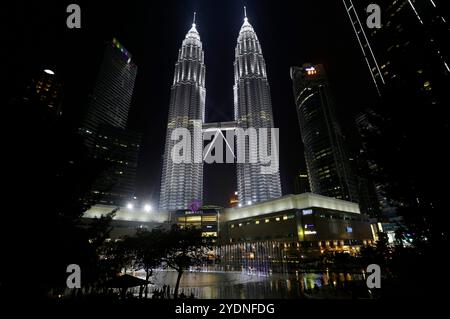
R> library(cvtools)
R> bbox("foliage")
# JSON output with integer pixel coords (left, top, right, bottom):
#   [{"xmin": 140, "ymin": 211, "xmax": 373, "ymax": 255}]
[{"xmin": 162, "ymin": 225, "xmax": 212, "ymax": 299}]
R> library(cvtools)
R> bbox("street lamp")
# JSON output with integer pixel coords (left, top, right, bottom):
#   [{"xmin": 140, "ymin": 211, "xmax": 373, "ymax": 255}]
[
  {"xmin": 126, "ymin": 202, "xmax": 134, "ymax": 210},
  {"xmin": 247, "ymin": 200, "xmax": 252, "ymax": 205},
  {"xmin": 144, "ymin": 204, "xmax": 152, "ymax": 212}
]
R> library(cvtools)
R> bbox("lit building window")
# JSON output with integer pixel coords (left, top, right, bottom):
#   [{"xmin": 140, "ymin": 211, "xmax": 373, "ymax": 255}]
[
  {"xmin": 202, "ymin": 215, "xmax": 217, "ymax": 222},
  {"xmin": 186, "ymin": 216, "xmax": 201, "ymax": 222}
]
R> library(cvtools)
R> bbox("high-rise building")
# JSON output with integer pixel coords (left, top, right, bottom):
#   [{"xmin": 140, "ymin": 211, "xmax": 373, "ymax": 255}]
[
  {"xmin": 80, "ymin": 38, "xmax": 140, "ymax": 206},
  {"xmin": 22, "ymin": 68, "xmax": 63, "ymax": 118},
  {"xmin": 343, "ymin": 0, "xmax": 449, "ymax": 98},
  {"xmin": 355, "ymin": 110, "xmax": 397, "ymax": 214},
  {"xmin": 88, "ymin": 125, "xmax": 141, "ymax": 205},
  {"xmin": 293, "ymin": 171, "xmax": 310, "ymax": 194},
  {"xmin": 159, "ymin": 17, "xmax": 206, "ymax": 210},
  {"xmin": 290, "ymin": 64, "xmax": 359, "ymax": 203},
  {"xmin": 81, "ymin": 38, "xmax": 137, "ymax": 148},
  {"xmin": 233, "ymin": 10, "xmax": 282, "ymax": 205},
  {"xmin": 343, "ymin": 0, "xmax": 450, "ymax": 209}
]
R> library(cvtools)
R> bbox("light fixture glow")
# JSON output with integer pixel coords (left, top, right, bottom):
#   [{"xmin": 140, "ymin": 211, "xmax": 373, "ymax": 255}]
[
  {"xmin": 144, "ymin": 204, "xmax": 152, "ymax": 212},
  {"xmin": 44, "ymin": 69, "xmax": 55, "ymax": 75},
  {"xmin": 126, "ymin": 203, "xmax": 134, "ymax": 210},
  {"xmin": 247, "ymin": 201, "xmax": 252, "ymax": 205}
]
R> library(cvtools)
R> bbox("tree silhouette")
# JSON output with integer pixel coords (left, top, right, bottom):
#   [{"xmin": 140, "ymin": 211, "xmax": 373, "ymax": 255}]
[
  {"xmin": 162, "ymin": 225, "xmax": 212, "ymax": 299},
  {"xmin": 123, "ymin": 228, "xmax": 167, "ymax": 298}
]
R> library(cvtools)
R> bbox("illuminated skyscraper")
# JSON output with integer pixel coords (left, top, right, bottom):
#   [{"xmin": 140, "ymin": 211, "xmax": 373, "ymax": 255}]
[
  {"xmin": 81, "ymin": 38, "xmax": 140, "ymax": 206},
  {"xmin": 291, "ymin": 64, "xmax": 359, "ymax": 203},
  {"xmin": 159, "ymin": 15, "xmax": 206, "ymax": 210},
  {"xmin": 81, "ymin": 38, "xmax": 137, "ymax": 144},
  {"xmin": 233, "ymin": 9, "xmax": 282, "ymax": 205}
]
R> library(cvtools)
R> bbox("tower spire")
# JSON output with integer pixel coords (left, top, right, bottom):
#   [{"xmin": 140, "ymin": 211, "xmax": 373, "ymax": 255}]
[
  {"xmin": 244, "ymin": 6, "xmax": 247, "ymax": 20},
  {"xmin": 188, "ymin": 11, "xmax": 199, "ymax": 35}
]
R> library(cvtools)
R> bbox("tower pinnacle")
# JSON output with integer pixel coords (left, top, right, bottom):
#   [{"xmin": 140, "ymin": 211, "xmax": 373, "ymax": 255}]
[{"xmin": 187, "ymin": 12, "xmax": 199, "ymax": 37}]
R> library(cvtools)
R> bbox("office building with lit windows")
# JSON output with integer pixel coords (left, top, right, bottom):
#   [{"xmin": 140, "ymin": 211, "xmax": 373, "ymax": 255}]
[
  {"xmin": 81, "ymin": 38, "xmax": 137, "ymax": 147},
  {"xmin": 343, "ymin": 0, "xmax": 449, "ymax": 98},
  {"xmin": 343, "ymin": 0, "xmax": 450, "ymax": 209},
  {"xmin": 290, "ymin": 64, "xmax": 359, "ymax": 203},
  {"xmin": 22, "ymin": 68, "xmax": 63, "ymax": 118},
  {"xmin": 88, "ymin": 125, "xmax": 141, "ymax": 205},
  {"xmin": 80, "ymin": 38, "xmax": 140, "ymax": 206}
]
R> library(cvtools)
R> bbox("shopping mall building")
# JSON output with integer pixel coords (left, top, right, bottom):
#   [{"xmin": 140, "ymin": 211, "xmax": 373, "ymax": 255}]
[{"xmin": 82, "ymin": 193, "xmax": 375, "ymax": 271}]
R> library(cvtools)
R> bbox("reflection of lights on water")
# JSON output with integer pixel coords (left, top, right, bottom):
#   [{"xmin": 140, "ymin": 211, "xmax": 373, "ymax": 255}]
[{"xmin": 286, "ymin": 279, "xmax": 292, "ymax": 292}]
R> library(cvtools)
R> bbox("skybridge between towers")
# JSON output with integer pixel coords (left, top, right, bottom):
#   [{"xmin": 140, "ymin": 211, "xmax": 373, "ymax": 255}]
[
  {"xmin": 202, "ymin": 121, "xmax": 237, "ymax": 159},
  {"xmin": 202, "ymin": 121, "xmax": 237, "ymax": 132}
]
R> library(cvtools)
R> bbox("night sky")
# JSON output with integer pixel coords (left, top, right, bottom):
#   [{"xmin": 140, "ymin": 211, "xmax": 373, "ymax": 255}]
[{"xmin": 7, "ymin": 0, "xmax": 377, "ymax": 207}]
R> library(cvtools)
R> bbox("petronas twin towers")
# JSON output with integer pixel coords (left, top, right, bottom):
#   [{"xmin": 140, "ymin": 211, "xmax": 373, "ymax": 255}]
[{"xmin": 159, "ymin": 11, "xmax": 281, "ymax": 210}]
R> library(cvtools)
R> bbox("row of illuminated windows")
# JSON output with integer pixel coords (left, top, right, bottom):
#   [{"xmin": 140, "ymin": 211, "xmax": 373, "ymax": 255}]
[
  {"xmin": 230, "ymin": 214, "xmax": 295, "ymax": 229},
  {"xmin": 316, "ymin": 213, "xmax": 366, "ymax": 222},
  {"xmin": 178, "ymin": 215, "xmax": 217, "ymax": 223},
  {"xmin": 179, "ymin": 225, "xmax": 216, "ymax": 232}
]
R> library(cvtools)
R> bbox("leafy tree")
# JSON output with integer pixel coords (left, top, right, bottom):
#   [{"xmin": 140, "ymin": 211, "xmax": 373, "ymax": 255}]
[
  {"xmin": 100, "ymin": 238, "xmax": 136, "ymax": 280},
  {"xmin": 87, "ymin": 209, "xmax": 119, "ymax": 253},
  {"xmin": 123, "ymin": 228, "xmax": 167, "ymax": 298},
  {"xmin": 162, "ymin": 225, "xmax": 212, "ymax": 299}
]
